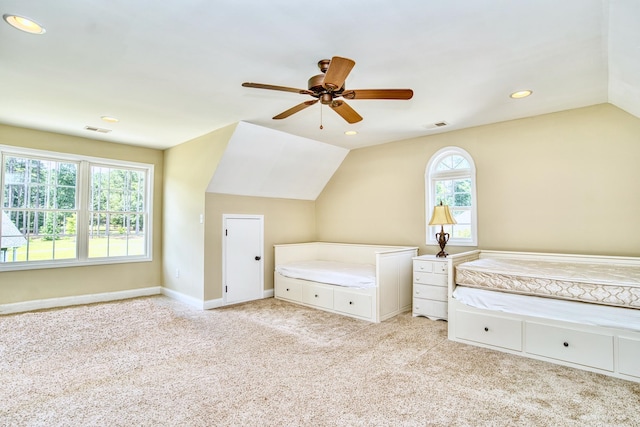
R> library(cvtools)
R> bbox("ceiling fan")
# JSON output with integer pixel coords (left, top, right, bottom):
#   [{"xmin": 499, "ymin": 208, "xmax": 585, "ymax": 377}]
[{"xmin": 242, "ymin": 56, "xmax": 413, "ymax": 125}]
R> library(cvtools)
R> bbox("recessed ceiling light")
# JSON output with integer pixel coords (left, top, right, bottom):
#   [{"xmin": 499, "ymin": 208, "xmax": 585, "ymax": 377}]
[
  {"xmin": 344, "ymin": 130, "xmax": 358, "ymax": 136},
  {"xmin": 101, "ymin": 116, "xmax": 120, "ymax": 123},
  {"xmin": 510, "ymin": 90, "xmax": 533, "ymax": 99},
  {"xmin": 3, "ymin": 14, "xmax": 46, "ymax": 34}
]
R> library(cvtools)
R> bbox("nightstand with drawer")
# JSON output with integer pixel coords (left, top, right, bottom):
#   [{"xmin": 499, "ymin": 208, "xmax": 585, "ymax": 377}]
[{"xmin": 412, "ymin": 256, "xmax": 449, "ymax": 320}]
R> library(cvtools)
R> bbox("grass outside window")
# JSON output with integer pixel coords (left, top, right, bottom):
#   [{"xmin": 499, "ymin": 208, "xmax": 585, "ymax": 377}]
[{"xmin": 5, "ymin": 235, "xmax": 145, "ymax": 262}]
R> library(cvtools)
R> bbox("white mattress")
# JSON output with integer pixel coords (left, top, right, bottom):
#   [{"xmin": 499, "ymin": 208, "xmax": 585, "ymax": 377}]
[
  {"xmin": 453, "ymin": 286, "xmax": 640, "ymax": 333},
  {"xmin": 275, "ymin": 260, "xmax": 376, "ymax": 289},
  {"xmin": 455, "ymin": 258, "xmax": 640, "ymax": 309}
]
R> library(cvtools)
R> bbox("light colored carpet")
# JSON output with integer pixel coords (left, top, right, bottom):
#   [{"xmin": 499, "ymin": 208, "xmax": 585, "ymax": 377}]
[{"xmin": 1, "ymin": 296, "xmax": 639, "ymax": 426}]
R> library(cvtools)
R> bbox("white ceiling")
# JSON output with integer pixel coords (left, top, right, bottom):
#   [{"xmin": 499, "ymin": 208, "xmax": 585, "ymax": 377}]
[{"xmin": 1, "ymin": 0, "xmax": 638, "ymax": 150}]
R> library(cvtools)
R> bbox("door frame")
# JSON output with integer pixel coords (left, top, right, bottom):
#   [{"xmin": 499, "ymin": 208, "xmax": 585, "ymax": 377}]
[{"xmin": 222, "ymin": 214, "xmax": 264, "ymax": 305}]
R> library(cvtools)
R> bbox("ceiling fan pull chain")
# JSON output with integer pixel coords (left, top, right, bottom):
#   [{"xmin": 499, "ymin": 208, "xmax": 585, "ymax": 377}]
[{"xmin": 320, "ymin": 103, "xmax": 323, "ymax": 130}]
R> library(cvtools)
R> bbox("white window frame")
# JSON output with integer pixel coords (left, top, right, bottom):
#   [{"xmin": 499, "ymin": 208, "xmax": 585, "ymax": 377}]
[
  {"xmin": 425, "ymin": 146, "xmax": 477, "ymax": 247},
  {"xmin": 0, "ymin": 145, "xmax": 153, "ymax": 271}
]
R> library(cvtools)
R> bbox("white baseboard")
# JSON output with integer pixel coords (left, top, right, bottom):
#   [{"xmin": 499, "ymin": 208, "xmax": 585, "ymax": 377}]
[
  {"xmin": 1, "ymin": 286, "xmax": 276, "ymax": 315},
  {"xmin": 161, "ymin": 287, "xmax": 205, "ymax": 309},
  {"xmin": 202, "ymin": 289, "xmax": 274, "ymax": 310},
  {"xmin": 203, "ymin": 298, "xmax": 224, "ymax": 310},
  {"xmin": 161, "ymin": 287, "xmax": 268, "ymax": 311},
  {"xmin": 0, "ymin": 286, "xmax": 162, "ymax": 315}
]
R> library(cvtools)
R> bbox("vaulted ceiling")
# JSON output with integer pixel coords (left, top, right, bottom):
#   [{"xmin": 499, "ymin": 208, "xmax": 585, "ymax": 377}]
[{"xmin": 1, "ymin": 1, "xmax": 638, "ymax": 150}]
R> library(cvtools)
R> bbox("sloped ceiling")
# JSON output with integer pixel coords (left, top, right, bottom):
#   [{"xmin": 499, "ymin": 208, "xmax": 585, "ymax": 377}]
[
  {"xmin": 0, "ymin": 1, "xmax": 638, "ymax": 150},
  {"xmin": 207, "ymin": 122, "xmax": 348, "ymax": 200},
  {"xmin": 608, "ymin": 0, "xmax": 640, "ymax": 118}
]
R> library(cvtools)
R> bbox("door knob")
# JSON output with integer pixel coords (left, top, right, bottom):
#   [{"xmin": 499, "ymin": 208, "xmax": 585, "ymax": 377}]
[{"xmin": 255, "ymin": 256, "xmax": 261, "ymax": 261}]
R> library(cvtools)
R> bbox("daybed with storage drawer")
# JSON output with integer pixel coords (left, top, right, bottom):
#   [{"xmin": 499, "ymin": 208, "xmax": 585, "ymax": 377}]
[
  {"xmin": 274, "ymin": 242, "xmax": 417, "ymax": 322},
  {"xmin": 447, "ymin": 250, "xmax": 640, "ymax": 382}
]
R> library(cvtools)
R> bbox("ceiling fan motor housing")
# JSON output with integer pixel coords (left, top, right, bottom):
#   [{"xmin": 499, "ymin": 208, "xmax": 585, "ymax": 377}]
[
  {"xmin": 308, "ymin": 74, "xmax": 326, "ymax": 93},
  {"xmin": 308, "ymin": 73, "xmax": 345, "ymax": 102}
]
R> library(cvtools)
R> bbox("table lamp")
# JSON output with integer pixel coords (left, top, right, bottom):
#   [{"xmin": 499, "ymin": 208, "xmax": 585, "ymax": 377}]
[{"xmin": 428, "ymin": 201, "xmax": 457, "ymax": 257}]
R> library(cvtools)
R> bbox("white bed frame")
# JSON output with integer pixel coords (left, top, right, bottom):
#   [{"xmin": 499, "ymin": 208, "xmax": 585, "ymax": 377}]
[
  {"xmin": 274, "ymin": 242, "xmax": 417, "ymax": 322},
  {"xmin": 447, "ymin": 250, "xmax": 640, "ymax": 383}
]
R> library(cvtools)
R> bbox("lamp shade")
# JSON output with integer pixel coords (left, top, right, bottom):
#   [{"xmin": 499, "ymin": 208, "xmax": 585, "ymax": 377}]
[{"xmin": 428, "ymin": 203, "xmax": 457, "ymax": 226}]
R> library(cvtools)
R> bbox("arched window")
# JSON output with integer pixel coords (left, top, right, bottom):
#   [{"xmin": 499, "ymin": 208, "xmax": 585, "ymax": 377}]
[{"xmin": 425, "ymin": 147, "xmax": 477, "ymax": 246}]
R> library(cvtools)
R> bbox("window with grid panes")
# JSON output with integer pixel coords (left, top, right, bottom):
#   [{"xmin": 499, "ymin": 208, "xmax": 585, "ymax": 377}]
[
  {"xmin": 89, "ymin": 165, "xmax": 148, "ymax": 258},
  {"xmin": 1, "ymin": 146, "xmax": 153, "ymax": 270},
  {"xmin": 425, "ymin": 147, "xmax": 477, "ymax": 246}
]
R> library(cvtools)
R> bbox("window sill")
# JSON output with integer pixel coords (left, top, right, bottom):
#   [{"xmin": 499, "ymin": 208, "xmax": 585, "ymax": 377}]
[{"xmin": 0, "ymin": 256, "xmax": 152, "ymax": 272}]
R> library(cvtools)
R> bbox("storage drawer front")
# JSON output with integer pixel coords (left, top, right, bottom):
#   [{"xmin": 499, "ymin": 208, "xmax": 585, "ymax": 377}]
[
  {"xmin": 303, "ymin": 284, "xmax": 334, "ymax": 309},
  {"xmin": 414, "ymin": 271, "xmax": 447, "ymax": 287},
  {"xmin": 433, "ymin": 262, "xmax": 447, "ymax": 274},
  {"xmin": 334, "ymin": 291, "xmax": 372, "ymax": 319},
  {"xmin": 275, "ymin": 281, "xmax": 302, "ymax": 302},
  {"xmin": 413, "ymin": 284, "xmax": 446, "ymax": 301},
  {"xmin": 413, "ymin": 298, "xmax": 447, "ymax": 319},
  {"xmin": 526, "ymin": 322, "xmax": 614, "ymax": 371},
  {"xmin": 455, "ymin": 310, "xmax": 522, "ymax": 351},
  {"xmin": 414, "ymin": 261, "xmax": 433, "ymax": 273},
  {"xmin": 618, "ymin": 337, "xmax": 640, "ymax": 378}
]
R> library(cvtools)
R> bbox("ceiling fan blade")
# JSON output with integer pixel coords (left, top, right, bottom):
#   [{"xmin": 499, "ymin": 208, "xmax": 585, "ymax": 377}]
[
  {"xmin": 329, "ymin": 100, "xmax": 363, "ymax": 124},
  {"xmin": 323, "ymin": 56, "xmax": 355, "ymax": 92},
  {"xmin": 242, "ymin": 82, "xmax": 311, "ymax": 95},
  {"xmin": 273, "ymin": 99, "xmax": 319, "ymax": 120},
  {"xmin": 341, "ymin": 89, "xmax": 414, "ymax": 100}
]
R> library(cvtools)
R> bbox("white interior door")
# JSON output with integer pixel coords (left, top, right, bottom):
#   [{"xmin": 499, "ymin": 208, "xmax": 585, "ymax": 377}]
[{"xmin": 223, "ymin": 215, "xmax": 264, "ymax": 304}]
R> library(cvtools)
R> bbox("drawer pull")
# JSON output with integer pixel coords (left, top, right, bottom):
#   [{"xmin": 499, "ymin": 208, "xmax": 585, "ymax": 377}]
[
  {"xmin": 563, "ymin": 342, "xmax": 569, "ymax": 347},
  {"xmin": 349, "ymin": 301, "xmax": 354, "ymax": 305},
  {"xmin": 315, "ymin": 294, "xmax": 319, "ymax": 298},
  {"xmin": 286, "ymin": 288, "xmax": 290, "ymax": 291},
  {"xmin": 484, "ymin": 327, "xmax": 489, "ymax": 332}
]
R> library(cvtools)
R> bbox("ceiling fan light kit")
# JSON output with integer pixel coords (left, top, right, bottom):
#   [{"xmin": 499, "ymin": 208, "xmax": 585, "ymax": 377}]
[{"xmin": 242, "ymin": 56, "xmax": 413, "ymax": 127}]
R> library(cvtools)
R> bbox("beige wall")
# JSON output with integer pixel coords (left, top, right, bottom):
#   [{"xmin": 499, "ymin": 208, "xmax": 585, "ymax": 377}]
[
  {"xmin": 316, "ymin": 104, "xmax": 640, "ymax": 257},
  {"xmin": 162, "ymin": 124, "xmax": 236, "ymax": 300},
  {"xmin": 0, "ymin": 124, "xmax": 164, "ymax": 304},
  {"xmin": 5, "ymin": 103, "xmax": 638, "ymax": 307},
  {"xmin": 204, "ymin": 194, "xmax": 316, "ymax": 301}
]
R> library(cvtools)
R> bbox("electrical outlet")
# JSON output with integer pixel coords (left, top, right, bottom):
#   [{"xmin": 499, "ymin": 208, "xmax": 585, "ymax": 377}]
[{"xmin": 175, "ymin": 268, "xmax": 180, "ymax": 278}]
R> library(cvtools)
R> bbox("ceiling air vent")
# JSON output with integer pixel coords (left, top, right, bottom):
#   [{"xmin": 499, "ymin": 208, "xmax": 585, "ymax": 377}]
[
  {"xmin": 424, "ymin": 121, "xmax": 449, "ymax": 130},
  {"xmin": 84, "ymin": 126, "xmax": 112, "ymax": 133}
]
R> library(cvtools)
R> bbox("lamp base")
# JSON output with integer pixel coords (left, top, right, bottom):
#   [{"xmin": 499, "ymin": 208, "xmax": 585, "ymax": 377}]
[
  {"xmin": 435, "ymin": 249, "xmax": 448, "ymax": 258},
  {"xmin": 435, "ymin": 226, "xmax": 450, "ymax": 258}
]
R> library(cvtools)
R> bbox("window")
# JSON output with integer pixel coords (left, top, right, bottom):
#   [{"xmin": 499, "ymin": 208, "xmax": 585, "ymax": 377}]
[
  {"xmin": 1, "ymin": 146, "xmax": 153, "ymax": 270},
  {"xmin": 426, "ymin": 147, "xmax": 477, "ymax": 246},
  {"xmin": 89, "ymin": 165, "xmax": 147, "ymax": 258}
]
